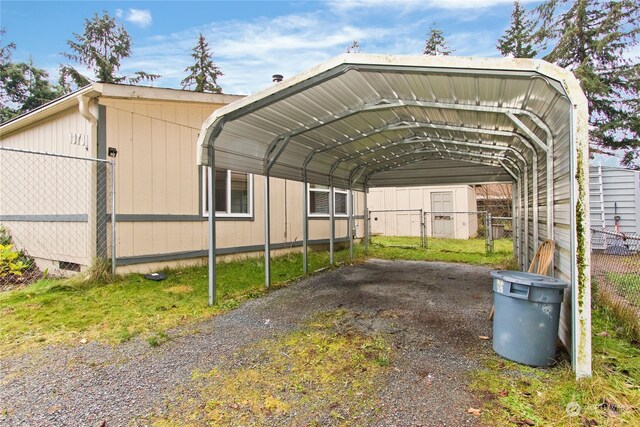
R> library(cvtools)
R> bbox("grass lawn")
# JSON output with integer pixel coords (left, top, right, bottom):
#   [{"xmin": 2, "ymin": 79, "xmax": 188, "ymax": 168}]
[
  {"xmin": 0, "ymin": 249, "xmax": 353, "ymax": 356},
  {"xmin": 471, "ymin": 305, "xmax": 640, "ymax": 426},
  {"xmin": 0, "ymin": 239, "xmax": 513, "ymax": 356},
  {"xmin": 369, "ymin": 237, "xmax": 517, "ymax": 268},
  {"xmin": 605, "ymin": 272, "xmax": 640, "ymax": 306}
]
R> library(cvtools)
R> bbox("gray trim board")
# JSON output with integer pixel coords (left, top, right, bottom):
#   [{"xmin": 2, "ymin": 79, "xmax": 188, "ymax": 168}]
[
  {"xmin": 116, "ymin": 237, "xmax": 350, "ymax": 266},
  {"xmin": 107, "ymin": 214, "xmax": 254, "ymax": 222},
  {"xmin": 0, "ymin": 214, "xmax": 88, "ymax": 222}
]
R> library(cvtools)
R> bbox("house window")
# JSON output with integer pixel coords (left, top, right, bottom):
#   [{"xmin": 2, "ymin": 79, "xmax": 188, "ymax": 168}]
[
  {"xmin": 203, "ymin": 167, "xmax": 253, "ymax": 217},
  {"xmin": 308, "ymin": 184, "xmax": 349, "ymax": 217}
]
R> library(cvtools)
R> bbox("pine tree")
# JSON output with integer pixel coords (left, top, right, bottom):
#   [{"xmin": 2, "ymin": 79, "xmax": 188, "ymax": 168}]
[
  {"xmin": 346, "ymin": 40, "xmax": 361, "ymax": 53},
  {"xmin": 533, "ymin": 0, "xmax": 640, "ymax": 168},
  {"xmin": 497, "ymin": 1, "xmax": 538, "ymax": 58},
  {"xmin": 1, "ymin": 29, "xmax": 23, "ymax": 121},
  {"xmin": 61, "ymin": 11, "xmax": 160, "ymax": 87},
  {"xmin": 19, "ymin": 59, "xmax": 64, "ymax": 113},
  {"xmin": 423, "ymin": 24, "xmax": 454, "ymax": 56},
  {"xmin": 181, "ymin": 33, "xmax": 223, "ymax": 93},
  {"xmin": 1, "ymin": 31, "xmax": 62, "ymax": 122}
]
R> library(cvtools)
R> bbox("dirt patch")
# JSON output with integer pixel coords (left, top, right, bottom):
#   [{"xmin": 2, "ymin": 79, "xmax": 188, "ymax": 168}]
[{"xmin": 0, "ymin": 259, "xmax": 495, "ymax": 426}]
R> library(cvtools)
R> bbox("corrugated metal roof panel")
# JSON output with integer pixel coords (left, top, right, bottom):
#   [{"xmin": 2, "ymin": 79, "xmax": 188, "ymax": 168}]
[{"xmin": 196, "ymin": 54, "xmax": 591, "ymax": 376}]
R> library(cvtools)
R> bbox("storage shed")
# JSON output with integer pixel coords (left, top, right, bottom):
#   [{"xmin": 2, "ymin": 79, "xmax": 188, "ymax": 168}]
[
  {"xmin": 589, "ymin": 165, "xmax": 640, "ymax": 234},
  {"xmin": 368, "ymin": 185, "xmax": 479, "ymax": 239},
  {"xmin": 196, "ymin": 54, "xmax": 592, "ymax": 378}
]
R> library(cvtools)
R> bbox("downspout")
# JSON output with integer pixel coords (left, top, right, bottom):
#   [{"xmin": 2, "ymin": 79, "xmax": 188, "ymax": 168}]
[
  {"xmin": 78, "ymin": 95, "xmax": 98, "ymax": 150},
  {"xmin": 78, "ymin": 95, "xmax": 100, "ymax": 269}
]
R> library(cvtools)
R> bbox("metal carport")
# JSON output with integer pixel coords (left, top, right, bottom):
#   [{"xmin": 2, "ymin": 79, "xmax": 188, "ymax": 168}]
[{"xmin": 196, "ymin": 54, "xmax": 591, "ymax": 378}]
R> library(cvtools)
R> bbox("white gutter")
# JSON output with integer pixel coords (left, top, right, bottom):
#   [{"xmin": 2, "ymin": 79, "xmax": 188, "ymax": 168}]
[{"xmin": 0, "ymin": 85, "xmax": 99, "ymax": 137}]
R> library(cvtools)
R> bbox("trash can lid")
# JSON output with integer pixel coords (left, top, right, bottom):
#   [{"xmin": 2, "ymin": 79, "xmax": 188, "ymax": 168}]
[{"xmin": 490, "ymin": 270, "xmax": 567, "ymax": 289}]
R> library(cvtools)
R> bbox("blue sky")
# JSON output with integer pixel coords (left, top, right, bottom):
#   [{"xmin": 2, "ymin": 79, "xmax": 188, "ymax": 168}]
[{"xmin": 2, "ymin": 0, "xmax": 544, "ymax": 95}]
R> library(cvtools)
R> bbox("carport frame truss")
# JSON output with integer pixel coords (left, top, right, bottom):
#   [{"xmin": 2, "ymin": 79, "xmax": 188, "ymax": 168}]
[{"xmin": 197, "ymin": 55, "xmax": 591, "ymax": 378}]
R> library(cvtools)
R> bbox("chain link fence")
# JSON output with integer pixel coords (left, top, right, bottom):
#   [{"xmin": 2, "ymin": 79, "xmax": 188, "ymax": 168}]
[
  {"xmin": 368, "ymin": 209, "xmax": 424, "ymax": 247},
  {"xmin": 489, "ymin": 216, "xmax": 514, "ymax": 239},
  {"xmin": 366, "ymin": 209, "xmax": 506, "ymax": 255},
  {"xmin": 0, "ymin": 147, "xmax": 115, "ymax": 291},
  {"xmin": 424, "ymin": 211, "xmax": 488, "ymax": 251},
  {"xmin": 591, "ymin": 228, "xmax": 640, "ymax": 337}
]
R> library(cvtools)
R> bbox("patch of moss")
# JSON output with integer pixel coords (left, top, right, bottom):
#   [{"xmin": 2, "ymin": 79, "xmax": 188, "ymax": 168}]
[{"xmin": 152, "ymin": 310, "xmax": 392, "ymax": 426}]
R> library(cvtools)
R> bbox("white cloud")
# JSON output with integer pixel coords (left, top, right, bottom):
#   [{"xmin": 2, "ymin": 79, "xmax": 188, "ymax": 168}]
[
  {"xmin": 127, "ymin": 13, "xmax": 400, "ymax": 94},
  {"xmin": 125, "ymin": 9, "xmax": 152, "ymax": 28},
  {"xmin": 120, "ymin": 10, "xmax": 502, "ymax": 95},
  {"xmin": 327, "ymin": 0, "xmax": 538, "ymax": 12},
  {"xmin": 115, "ymin": 8, "xmax": 123, "ymax": 19},
  {"xmin": 449, "ymin": 31, "xmax": 501, "ymax": 57}
]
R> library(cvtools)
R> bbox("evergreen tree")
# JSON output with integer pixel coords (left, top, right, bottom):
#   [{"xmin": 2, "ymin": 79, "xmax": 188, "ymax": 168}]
[
  {"xmin": 346, "ymin": 40, "xmax": 361, "ymax": 53},
  {"xmin": 181, "ymin": 33, "xmax": 223, "ymax": 93},
  {"xmin": 497, "ymin": 1, "xmax": 538, "ymax": 58},
  {"xmin": 61, "ymin": 11, "xmax": 160, "ymax": 87},
  {"xmin": 1, "ymin": 31, "xmax": 62, "ymax": 122},
  {"xmin": 533, "ymin": 0, "xmax": 640, "ymax": 168},
  {"xmin": 1, "ymin": 30, "xmax": 23, "ymax": 121},
  {"xmin": 19, "ymin": 59, "xmax": 64, "ymax": 113},
  {"xmin": 423, "ymin": 23, "xmax": 454, "ymax": 56}
]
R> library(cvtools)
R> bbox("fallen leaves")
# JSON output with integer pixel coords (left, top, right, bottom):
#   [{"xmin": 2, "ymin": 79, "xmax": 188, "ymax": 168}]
[{"xmin": 467, "ymin": 407, "xmax": 482, "ymax": 416}]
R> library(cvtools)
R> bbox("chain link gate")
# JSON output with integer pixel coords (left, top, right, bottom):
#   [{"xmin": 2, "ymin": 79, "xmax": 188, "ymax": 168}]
[
  {"xmin": 368, "ymin": 209, "xmax": 425, "ymax": 248},
  {"xmin": 422, "ymin": 211, "xmax": 488, "ymax": 250},
  {"xmin": 485, "ymin": 215, "xmax": 514, "ymax": 254},
  {"xmin": 366, "ymin": 209, "xmax": 503, "ymax": 256},
  {"xmin": 0, "ymin": 147, "xmax": 115, "ymax": 290}
]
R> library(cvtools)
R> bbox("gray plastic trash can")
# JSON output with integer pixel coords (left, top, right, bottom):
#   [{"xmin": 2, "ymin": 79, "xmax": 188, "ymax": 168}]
[{"xmin": 490, "ymin": 270, "xmax": 568, "ymax": 367}]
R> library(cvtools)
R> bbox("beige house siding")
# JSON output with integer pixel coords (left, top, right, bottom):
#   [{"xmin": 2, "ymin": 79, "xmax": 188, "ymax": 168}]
[
  {"xmin": 0, "ymin": 107, "xmax": 93, "ymax": 156},
  {"xmin": 104, "ymin": 96, "xmax": 361, "ymax": 269},
  {"xmin": 0, "ymin": 105, "xmax": 97, "ymax": 272},
  {"xmin": 1, "ymin": 85, "xmax": 365, "ymax": 274}
]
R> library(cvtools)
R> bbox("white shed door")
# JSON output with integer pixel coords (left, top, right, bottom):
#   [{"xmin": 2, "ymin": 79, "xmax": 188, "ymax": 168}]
[{"xmin": 431, "ymin": 191, "xmax": 453, "ymax": 238}]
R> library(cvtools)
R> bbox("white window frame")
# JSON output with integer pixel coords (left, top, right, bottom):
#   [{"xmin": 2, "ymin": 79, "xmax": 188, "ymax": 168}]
[
  {"xmin": 202, "ymin": 167, "xmax": 253, "ymax": 218},
  {"xmin": 307, "ymin": 184, "xmax": 350, "ymax": 217}
]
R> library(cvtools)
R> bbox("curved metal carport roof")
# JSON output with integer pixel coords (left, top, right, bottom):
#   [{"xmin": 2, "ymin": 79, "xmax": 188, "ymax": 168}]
[{"xmin": 196, "ymin": 54, "xmax": 591, "ymax": 378}]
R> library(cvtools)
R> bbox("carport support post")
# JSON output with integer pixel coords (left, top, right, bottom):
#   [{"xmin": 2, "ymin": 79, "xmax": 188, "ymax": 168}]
[
  {"xmin": 208, "ymin": 151, "xmax": 216, "ymax": 306},
  {"xmin": 349, "ymin": 188, "xmax": 354, "ymax": 259},
  {"xmin": 303, "ymin": 174, "xmax": 308, "ymax": 274},
  {"xmin": 329, "ymin": 179, "xmax": 335, "ymax": 265},
  {"xmin": 364, "ymin": 187, "xmax": 369, "ymax": 253},
  {"xmin": 512, "ymin": 182, "xmax": 517, "ymax": 258},
  {"xmin": 264, "ymin": 174, "xmax": 271, "ymax": 288}
]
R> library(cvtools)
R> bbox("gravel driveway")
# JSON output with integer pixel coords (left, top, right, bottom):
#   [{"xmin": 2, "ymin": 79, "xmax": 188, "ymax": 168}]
[{"xmin": 1, "ymin": 259, "xmax": 495, "ymax": 426}]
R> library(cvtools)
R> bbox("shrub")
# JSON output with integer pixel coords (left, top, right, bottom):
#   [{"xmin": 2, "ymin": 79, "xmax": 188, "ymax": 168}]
[
  {"xmin": 0, "ymin": 243, "xmax": 28, "ymax": 277},
  {"xmin": 0, "ymin": 227, "xmax": 33, "ymax": 282}
]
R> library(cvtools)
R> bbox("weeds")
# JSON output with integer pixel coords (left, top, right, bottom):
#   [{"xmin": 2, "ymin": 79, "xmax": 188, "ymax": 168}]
[
  {"xmin": 470, "ymin": 306, "xmax": 640, "ymax": 426},
  {"xmin": 152, "ymin": 310, "xmax": 392, "ymax": 426}
]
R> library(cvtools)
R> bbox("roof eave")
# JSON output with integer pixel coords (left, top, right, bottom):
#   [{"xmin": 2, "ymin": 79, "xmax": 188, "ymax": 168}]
[{"xmin": 0, "ymin": 84, "xmax": 100, "ymax": 137}]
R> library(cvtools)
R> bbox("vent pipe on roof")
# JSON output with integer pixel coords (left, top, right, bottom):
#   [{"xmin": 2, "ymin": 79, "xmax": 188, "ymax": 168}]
[{"xmin": 272, "ymin": 74, "xmax": 284, "ymax": 83}]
